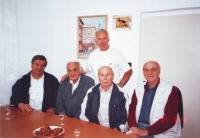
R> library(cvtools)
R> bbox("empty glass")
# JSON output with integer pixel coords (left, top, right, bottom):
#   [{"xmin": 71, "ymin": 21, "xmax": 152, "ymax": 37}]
[
  {"xmin": 5, "ymin": 107, "xmax": 10, "ymax": 120},
  {"xmin": 59, "ymin": 111, "xmax": 65, "ymax": 125},
  {"xmin": 74, "ymin": 126, "xmax": 80, "ymax": 137}
]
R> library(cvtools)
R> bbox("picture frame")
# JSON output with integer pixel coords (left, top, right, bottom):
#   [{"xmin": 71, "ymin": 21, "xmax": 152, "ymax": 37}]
[
  {"xmin": 113, "ymin": 14, "xmax": 132, "ymax": 30},
  {"xmin": 77, "ymin": 15, "xmax": 108, "ymax": 59}
]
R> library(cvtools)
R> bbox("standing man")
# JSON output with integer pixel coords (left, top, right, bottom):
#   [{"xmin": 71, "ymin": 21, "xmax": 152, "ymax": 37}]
[
  {"xmin": 80, "ymin": 66, "xmax": 128, "ymax": 132},
  {"xmin": 10, "ymin": 55, "xmax": 59, "ymax": 114},
  {"xmin": 127, "ymin": 61, "xmax": 181, "ymax": 138},
  {"xmin": 56, "ymin": 61, "xmax": 94, "ymax": 118},
  {"xmin": 61, "ymin": 29, "xmax": 132, "ymax": 88}
]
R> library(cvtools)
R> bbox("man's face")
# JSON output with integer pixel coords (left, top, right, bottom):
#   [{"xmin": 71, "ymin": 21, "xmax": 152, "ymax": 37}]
[
  {"xmin": 143, "ymin": 61, "xmax": 160, "ymax": 84},
  {"xmin": 98, "ymin": 67, "xmax": 114, "ymax": 88},
  {"xmin": 95, "ymin": 31, "xmax": 110, "ymax": 51},
  {"xmin": 31, "ymin": 60, "xmax": 46, "ymax": 77},
  {"xmin": 67, "ymin": 62, "xmax": 81, "ymax": 84}
]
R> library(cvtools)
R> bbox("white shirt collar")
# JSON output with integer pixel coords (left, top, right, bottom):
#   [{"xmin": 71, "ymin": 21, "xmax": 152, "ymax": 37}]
[
  {"xmin": 70, "ymin": 75, "xmax": 81, "ymax": 94},
  {"xmin": 31, "ymin": 73, "xmax": 44, "ymax": 80},
  {"xmin": 99, "ymin": 84, "xmax": 113, "ymax": 94},
  {"xmin": 70, "ymin": 75, "xmax": 81, "ymax": 85}
]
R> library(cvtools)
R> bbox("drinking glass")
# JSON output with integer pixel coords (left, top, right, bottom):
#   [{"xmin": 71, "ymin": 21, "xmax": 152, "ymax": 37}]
[
  {"xmin": 0, "ymin": 103, "xmax": 3, "ymax": 108},
  {"xmin": 59, "ymin": 111, "xmax": 65, "ymax": 125},
  {"xmin": 74, "ymin": 126, "xmax": 80, "ymax": 137},
  {"xmin": 5, "ymin": 107, "xmax": 10, "ymax": 120}
]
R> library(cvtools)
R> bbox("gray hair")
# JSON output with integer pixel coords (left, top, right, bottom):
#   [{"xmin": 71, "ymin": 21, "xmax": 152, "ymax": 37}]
[
  {"xmin": 98, "ymin": 66, "xmax": 114, "ymax": 75},
  {"xmin": 66, "ymin": 61, "xmax": 81, "ymax": 71},
  {"xmin": 95, "ymin": 29, "xmax": 110, "ymax": 40}
]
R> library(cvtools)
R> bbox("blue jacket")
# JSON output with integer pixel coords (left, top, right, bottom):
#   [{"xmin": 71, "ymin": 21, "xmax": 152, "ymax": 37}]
[
  {"xmin": 10, "ymin": 71, "xmax": 59, "ymax": 112},
  {"xmin": 56, "ymin": 74, "xmax": 94, "ymax": 118},
  {"xmin": 85, "ymin": 83, "xmax": 127, "ymax": 131}
]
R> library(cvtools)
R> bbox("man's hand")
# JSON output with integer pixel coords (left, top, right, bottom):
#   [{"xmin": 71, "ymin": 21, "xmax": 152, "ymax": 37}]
[
  {"xmin": 46, "ymin": 108, "xmax": 55, "ymax": 114},
  {"xmin": 81, "ymin": 67, "xmax": 86, "ymax": 74},
  {"xmin": 128, "ymin": 127, "xmax": 148, "ymax": 137},
  {"xmin": 18, "ymin": 103, "xmax": 33, "ymax": 112},
  {"xmin": 130, "ymin": 134, "xmax": 139, "ymax": 138},
  {"xmin": 60, "ymin": 74, "xmax": 68, "ymax": 83}
]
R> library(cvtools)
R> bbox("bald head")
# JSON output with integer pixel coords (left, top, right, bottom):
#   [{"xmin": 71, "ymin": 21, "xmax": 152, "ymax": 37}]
[
  {"xmin": 143, "ymin": 61, "xmax": 161, "ymax": 88},
  {"xmin": 98, "ymin": 66, "xmax": 114, "ymax": 91},
  {"xmin": 143, "ymin": 61, "xmax": 161, "ymax": 71},
  {"xmin": 98, "ymin": 66, "xmax": 114, "ymax": 75}
]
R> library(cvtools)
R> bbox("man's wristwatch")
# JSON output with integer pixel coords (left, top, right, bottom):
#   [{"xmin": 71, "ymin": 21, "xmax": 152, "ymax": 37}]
[{"xmin": 119, "ymin": 81, "xmax": 125, "ymax": 86}]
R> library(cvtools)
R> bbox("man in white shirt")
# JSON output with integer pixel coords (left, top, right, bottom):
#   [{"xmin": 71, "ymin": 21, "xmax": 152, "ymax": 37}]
[
  {"xmin": 80, "ymin": 66, "xmax": 128, "ymax": 132},
  {"xmin": 11, "ymin": 55, "xmax": 59, "ymax": 114},
  {"xmin": 61, "ymin": 29, "xmax": 132, "ymax": 88}
]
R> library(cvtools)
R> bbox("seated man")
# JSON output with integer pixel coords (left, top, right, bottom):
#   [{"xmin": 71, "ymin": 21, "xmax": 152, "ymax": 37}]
[
  {"xmin": 55, "ymin": 61, "xmax": 94, "ymax": 118},
  {"xmin": 10, "ymin": 55, "xmax": 59, "ymax": 114},
  {"xmin": 80, "ymin": 66, "xmax": 127, "ymax": 132},
  {"xmin": 127, "ymin": 61, "xmax": 181, "ymax": 138}
]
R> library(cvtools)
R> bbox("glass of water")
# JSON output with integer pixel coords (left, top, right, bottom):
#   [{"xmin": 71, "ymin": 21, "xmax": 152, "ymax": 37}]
[
  {"xmin": 74, "ymin": 126, "xmax": 80, "ymax": 137},
  {"xmin": 59, "ymin": 111, "xmax": 65, "ymax": 125},
  {"xmin": 5, "ymin": 107, "xmax": 10, "ymax": 120}
]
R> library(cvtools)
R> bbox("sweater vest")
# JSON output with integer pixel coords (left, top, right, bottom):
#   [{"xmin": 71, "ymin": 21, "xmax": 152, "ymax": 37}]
[{"xmin": 135, "ymin": 79, "xmax": 181, "ymax": 138}]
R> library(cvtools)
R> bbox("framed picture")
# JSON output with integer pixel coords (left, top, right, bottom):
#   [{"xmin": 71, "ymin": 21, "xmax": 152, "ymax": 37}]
[
  {"xmin": 77, "ymin": 15, "xmax": 108, "ymax": 59},
  {"xmin": 113, "ymin": 14, "xmax": 132, "ymax": 30}
]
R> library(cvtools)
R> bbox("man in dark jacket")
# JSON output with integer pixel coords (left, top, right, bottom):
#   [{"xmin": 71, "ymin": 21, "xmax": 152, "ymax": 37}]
[
  {"xmin": 80, "ymin": 66, "xmax": 127, "ymax": 132},
  {"xmin": 55, "ymin": 61, "xmax": 94, "ymax": 118},
  {"xmin": 10, "ymin": 55, "xmax": 59, "ymax": 114}
]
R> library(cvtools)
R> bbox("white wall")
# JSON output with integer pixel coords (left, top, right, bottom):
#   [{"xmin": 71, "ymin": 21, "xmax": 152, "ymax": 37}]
[
  {"xmin": 0, "ymin": 0, "xmax": 55, "ymax": 104},
  {"xmin": 0, "ymin": 0, "xmax": 200, "ymax": 137}
]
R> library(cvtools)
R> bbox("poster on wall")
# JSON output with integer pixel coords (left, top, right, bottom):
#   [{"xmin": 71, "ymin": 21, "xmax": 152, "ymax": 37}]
[
  {"xmin": 77, "ymin": 15, "xmax": 108, "ymax": 59},
  {"xmin": 113, "ymin": 14, "xmax": 132, "ymax": 30}
]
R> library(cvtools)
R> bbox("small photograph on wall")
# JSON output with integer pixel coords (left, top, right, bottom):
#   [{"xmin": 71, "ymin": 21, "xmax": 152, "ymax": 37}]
[
  {"xmin": 77, "ymin": 15, "xmax": 108, "ymax": 59},
  {"xmin": 113, "ymin": 14, "xmax": 132, "ymax": 30}
]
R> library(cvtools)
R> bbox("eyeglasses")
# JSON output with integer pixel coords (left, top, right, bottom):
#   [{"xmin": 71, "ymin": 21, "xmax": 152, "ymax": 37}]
[{"xmin": 143, "ymin": 68, "xmax": 158, "ymax": 73}]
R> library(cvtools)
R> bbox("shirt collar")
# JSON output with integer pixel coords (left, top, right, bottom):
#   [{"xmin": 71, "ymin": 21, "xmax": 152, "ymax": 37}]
[
  {"xmin": 97, "ymin": 46, "xmax": 110, "ymax": 53},
  {"xmin": 70, "ymin": 75, "xmax": 81, "ymax": 85},
  {"xmin": 99, "ymin": 84, "xmax": 113, "ymax": 94},
  {"xmin": 145, "ymin": 78, "xmax": 160, "ymax": 90},
  {"xmin": 31, "ymin": 73, "xmax": 44, "ymax": 80}
]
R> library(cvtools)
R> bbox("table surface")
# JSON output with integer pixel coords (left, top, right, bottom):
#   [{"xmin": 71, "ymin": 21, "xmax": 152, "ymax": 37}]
[{"xmin": 0, "ymin": 106, "xmax": 132, "ymax": 138}]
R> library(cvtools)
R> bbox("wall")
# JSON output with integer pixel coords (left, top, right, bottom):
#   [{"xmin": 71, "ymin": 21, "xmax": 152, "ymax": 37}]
[{"xmin": 0, "ymin": 0, "xmax": 200, "ymax": 137}]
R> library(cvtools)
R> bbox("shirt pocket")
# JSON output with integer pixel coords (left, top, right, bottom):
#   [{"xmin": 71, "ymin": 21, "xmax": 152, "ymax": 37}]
[{"xmin": 154, "ymin": 103, "xmax": 165, "ymax": 118}]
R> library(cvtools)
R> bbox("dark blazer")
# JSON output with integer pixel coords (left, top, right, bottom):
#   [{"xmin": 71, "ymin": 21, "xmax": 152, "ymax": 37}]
[
  {"xmin": 85, "ymin": 83, "xmax": 127, "ymax": 131},
  {"xmin": 10, "ymin": 71, "xmax": 59, "ymax": 112},
  {"xmin": 56, "ymin": 74, "xmax": 94, "ymax": 118}
]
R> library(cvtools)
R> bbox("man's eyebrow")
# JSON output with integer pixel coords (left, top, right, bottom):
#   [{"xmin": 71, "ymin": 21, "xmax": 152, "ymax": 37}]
[{"xmin": 67, "ymin": 68, "xmax": 78, "ymax": 70}]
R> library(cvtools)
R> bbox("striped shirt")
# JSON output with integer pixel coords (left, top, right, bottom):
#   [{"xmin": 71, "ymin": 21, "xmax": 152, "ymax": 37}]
[{"xmin": 98, "ymin": 85, "xmax": 113, "ymax": 128}]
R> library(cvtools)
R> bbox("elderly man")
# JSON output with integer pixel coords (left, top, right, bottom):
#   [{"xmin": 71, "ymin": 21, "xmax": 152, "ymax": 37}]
[
  {"xmin": 61, "ymin": 29, "xmax": 132, "ymax": 88},
  {"xmin": 10, "ymin": 55, "xmax": 59, "ymax": 114},
  {"xmin": 127, "ymin": 61, "xmax": 181, "ymax": 138},
  {"xmin": 56, "ymin": 61, "xmax": 94, "ymax": 118},
  {"xmin": 80, "ymin": 66, "xmax": 128, "ymax": 132}
]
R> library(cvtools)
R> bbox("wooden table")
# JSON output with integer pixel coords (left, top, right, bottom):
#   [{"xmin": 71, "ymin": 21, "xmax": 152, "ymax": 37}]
[{"xmin": 0, "ymin": 106, "xmax": 132, "ymax": 138}]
